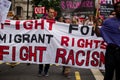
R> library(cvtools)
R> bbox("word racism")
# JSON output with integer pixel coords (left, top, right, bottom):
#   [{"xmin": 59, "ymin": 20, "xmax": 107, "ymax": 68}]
[{"xmin": 0, "ymin": 19, "xmax": 106, "ymax": 69}]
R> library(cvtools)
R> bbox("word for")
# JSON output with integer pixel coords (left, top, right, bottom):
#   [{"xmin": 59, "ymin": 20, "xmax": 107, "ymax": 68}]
[{"xmin": 69, "ymin": 24, "xmax": 95, "ymax": 36}]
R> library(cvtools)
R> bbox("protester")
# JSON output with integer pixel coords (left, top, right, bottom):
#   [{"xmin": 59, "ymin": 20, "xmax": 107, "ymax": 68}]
[
  {"xmin": 55, "ymin": 16, "xmax": 64, "ymax": 22},
  {"xmin": 62, "ymin": 15, "xmax": 72, "ymax": 78},
  {"xmin": 79, "ymin": 15, "xmax": 85, "ymax": 25},
  {"xmin": 63, "ymin": 15, "xmax": 71, "ymax": 23},
  {"xmin": 12, "ymin": 15, "xmax": 19, "ymax": 20},
  {"xmin": 72, "ymin": 16, "xmax": 79, "ymax": 25},
  {"xmin": 94, "ymin": 2, "xmax": 120, "ymax": 80},
  {"xmin": 38, "ymin": 7, "xmax": 56, "ymax": 77},
  {"xmin": 84, "ymin": 15, "xmax": 95, "ymax": 26},
  {"xmin": 109, "ymin": 10, "xmax": 116, "ymax": 18}
]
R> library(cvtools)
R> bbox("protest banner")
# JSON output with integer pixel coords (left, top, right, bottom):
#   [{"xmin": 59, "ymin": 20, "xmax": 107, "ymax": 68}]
[
  {"xmin": 60, "ymin": 0, "xmax": 95, "ymax": 16},
  {"xmin": 0, "ymin": 0, "xmax": 11, "ymax": 23},
  {"xmin": 99, "ymin": 0, "xmax": 114, "ymax": 18},
  {"xmin": 0, "ymin": 19, "xmax": 106, "ymax": 69},
  {"xmin": 113, "ymin": 0, "xmax": 120, "ymax": 4}
]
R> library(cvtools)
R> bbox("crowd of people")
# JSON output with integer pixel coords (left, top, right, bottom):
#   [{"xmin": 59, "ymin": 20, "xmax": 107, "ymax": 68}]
[{"xmin": 1, "ymin": 1, "xmax": 120, "ymax": 80}]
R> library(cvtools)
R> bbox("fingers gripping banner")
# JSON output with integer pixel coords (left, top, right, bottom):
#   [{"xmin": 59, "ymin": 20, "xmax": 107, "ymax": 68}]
[{"xmin": 0, "ymin": 19, "xmax": 106, "ymax": 69}]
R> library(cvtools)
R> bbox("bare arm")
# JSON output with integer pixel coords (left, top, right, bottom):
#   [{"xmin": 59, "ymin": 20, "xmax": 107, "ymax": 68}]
[{"xmin": 93, "ymin": 22, "xmax": 101, "ymax": 37}]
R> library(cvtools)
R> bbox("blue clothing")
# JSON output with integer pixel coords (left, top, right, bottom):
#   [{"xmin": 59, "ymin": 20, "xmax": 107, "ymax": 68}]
[{"xmin": 100, "ymin": 17, "xmax": 120, "ymax": 47}]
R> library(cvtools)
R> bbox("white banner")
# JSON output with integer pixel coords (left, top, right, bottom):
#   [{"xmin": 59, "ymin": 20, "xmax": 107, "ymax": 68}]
[
  {"xmin": 0, "ymin": 19, "xmax": 106, "ymax": 69},
  {"xmin": 0, "ymin": 0, "xmax": 11, "ymax": 23}
]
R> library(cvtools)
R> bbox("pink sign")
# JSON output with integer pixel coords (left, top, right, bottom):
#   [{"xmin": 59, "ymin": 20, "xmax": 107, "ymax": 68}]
[{"xmin": 34, "ymin": 7, "xmax": 46, "ymax": 14}]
